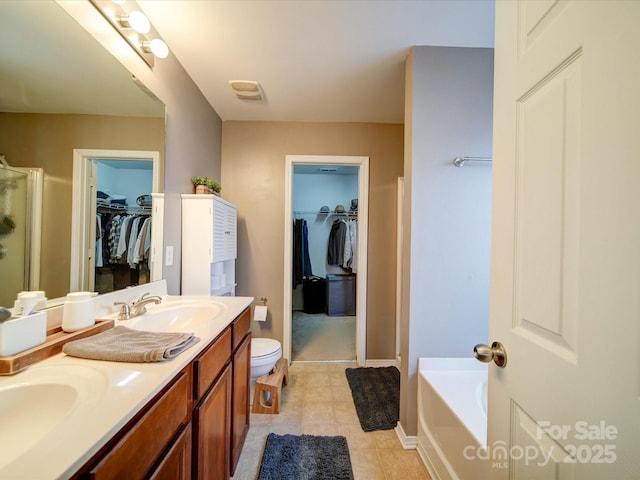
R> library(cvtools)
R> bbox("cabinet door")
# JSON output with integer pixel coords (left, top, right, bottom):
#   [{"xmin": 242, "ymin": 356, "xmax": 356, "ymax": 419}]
[
  {"xmin": 212, "ymin": 200, "xmax": 237, "ymax": 262},
  {"xmin": 230, "ymin": 333, "xmax": 251, "ymax": 476},
  {"xmin": 193, "ymin": 364, "xmax": 232, "ymax": 480},
  {"xmin": 148, "ymin": 423, "xmax": 192, "ymax": 480},
  {"xmin": 224, "ymin": 205, "xmax": 237, "ymax": 260}
]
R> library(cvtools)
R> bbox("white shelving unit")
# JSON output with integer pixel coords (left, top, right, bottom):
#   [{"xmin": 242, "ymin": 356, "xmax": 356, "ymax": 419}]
[{"xmin": 181, "ymin": 194, "xmax": 237, "ymax": 296}]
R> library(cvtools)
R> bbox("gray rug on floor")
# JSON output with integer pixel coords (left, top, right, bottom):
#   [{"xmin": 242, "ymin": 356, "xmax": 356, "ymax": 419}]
[
  {"xmin": 257, "ymin": 433, "xmax": 354, "ymax": 480},
  {"xmin": 345, "ymin": 366, "xmax": 400, "ymax": 431}
]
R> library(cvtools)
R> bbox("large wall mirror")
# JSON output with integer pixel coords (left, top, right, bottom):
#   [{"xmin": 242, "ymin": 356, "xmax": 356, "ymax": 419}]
[{"xmin": 0, "ymin": 1, "xmax": 166, "ymax": 308}]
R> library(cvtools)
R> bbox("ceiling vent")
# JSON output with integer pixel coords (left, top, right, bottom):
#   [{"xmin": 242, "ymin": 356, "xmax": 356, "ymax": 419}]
[{"xmin": 228, "ymin": 80, "xmax": 263, "ymax": 100}]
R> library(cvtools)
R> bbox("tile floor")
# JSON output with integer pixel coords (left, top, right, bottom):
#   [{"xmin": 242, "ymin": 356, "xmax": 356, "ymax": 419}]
[{"xmin": 231, "ymin": 361, "xmax": 431, "ymax": 480}]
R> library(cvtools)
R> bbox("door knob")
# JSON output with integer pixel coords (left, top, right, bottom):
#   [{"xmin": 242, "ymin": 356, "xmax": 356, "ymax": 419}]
[{"xmin": 474, "ymin": 341, "xmax": 507, "ymax": 368}]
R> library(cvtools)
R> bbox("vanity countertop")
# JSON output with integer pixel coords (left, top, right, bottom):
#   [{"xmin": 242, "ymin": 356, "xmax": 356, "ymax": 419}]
[{"xmin": 0, "ymin": 294, "xmax": 253, "ymax": 479}]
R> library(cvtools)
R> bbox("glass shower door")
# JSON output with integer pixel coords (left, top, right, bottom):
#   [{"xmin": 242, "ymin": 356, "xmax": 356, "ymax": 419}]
[{"xmin": 0, "ymin": 167, "xmax": 28, "ymax": 307}]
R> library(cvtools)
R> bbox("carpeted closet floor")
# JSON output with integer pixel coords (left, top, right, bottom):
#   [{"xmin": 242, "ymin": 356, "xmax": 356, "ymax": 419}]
[{"xmin": 291, "ymin": 311, "xmax": 356, "ymax": 361}]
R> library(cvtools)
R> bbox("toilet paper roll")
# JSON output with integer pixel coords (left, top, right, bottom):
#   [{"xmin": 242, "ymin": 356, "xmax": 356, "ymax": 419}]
[{"xmin": 253, "ymin": 305, "xmax": 268, "ymax": 322}]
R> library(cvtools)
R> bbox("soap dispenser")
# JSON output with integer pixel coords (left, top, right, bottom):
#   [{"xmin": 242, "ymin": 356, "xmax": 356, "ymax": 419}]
[{"xmin": 62, "ymin": 292, "xmax": 96, "ymax": 332}]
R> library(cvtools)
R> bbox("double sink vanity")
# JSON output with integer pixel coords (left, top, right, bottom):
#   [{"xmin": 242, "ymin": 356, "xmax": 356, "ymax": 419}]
[{"xmin": 0, "ymin": 281, "xmax": 253, "ymax": 479}]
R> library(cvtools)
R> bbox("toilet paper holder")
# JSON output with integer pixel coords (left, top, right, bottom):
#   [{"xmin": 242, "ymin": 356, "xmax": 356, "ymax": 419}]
[{"xmin": 253, "ymin": 304, "xmax": 268, "ymax": 322}]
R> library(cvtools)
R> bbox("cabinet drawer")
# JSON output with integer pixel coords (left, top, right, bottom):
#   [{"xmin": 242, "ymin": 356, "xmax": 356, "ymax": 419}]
[
  {"xmin": 194, "ymin": 327, "xmax": 231, "ymax": 400},
  {"xmin": 88, "ymin": 372, "xmax": 190, "ymax": 480},
  {"xmin": 232, "ymin": 308, "xmax": 251, "ymax": 350}
]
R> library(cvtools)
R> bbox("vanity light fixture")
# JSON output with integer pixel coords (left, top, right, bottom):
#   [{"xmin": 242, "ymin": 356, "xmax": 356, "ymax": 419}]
[
  {"xmin": 141, "ymin": 39, "xmax": 169, "ymax": 59},
  {"xmin": 89, "ymin": 0, "xmax": 169, "ymax": 68},
  {"xmin": 118, "ymin": 10, "xmax": 151, "ymax": 34}
]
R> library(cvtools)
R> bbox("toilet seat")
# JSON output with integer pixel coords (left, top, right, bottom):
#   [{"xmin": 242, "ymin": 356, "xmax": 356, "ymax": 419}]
[
  {"xmin": 251, "ymin": 338, "xmax": 281, "ymax": 359},
  {"xmin": 250, "ymin": 338, "xmax": 282, "ymax": 381}
]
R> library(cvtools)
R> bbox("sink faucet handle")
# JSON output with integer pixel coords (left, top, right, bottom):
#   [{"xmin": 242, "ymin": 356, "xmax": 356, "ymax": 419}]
[
  {"xmin": 136, "ymin": 292, "xmax": 151, "ymax": 303},
  {"xmin": 114, "ymin": 301, "xmax": 131, "ymax": 320}
]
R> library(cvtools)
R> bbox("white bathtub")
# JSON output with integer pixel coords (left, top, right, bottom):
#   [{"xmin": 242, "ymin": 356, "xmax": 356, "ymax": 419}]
[{"xmin": 417, "ymin": 358, "xmax": 488, "ymax": 480}]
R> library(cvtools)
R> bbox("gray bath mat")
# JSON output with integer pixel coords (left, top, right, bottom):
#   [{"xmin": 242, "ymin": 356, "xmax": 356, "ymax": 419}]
[
  {"xmin": 257, "ymin": 433, "xmax": 354, "ymax": 480},
  {"xmin": 345, "ymin": 366, "xmax": 400, "ymax": 431}
]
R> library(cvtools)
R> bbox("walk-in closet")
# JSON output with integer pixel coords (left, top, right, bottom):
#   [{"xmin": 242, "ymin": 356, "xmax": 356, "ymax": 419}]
[
  {"xmin": 94, "ymin": 159, "xmax": 153, "ymax": 293},
  {"xmin": 291, "ymin": 164, "xmax": 359, "ymax": 361}
]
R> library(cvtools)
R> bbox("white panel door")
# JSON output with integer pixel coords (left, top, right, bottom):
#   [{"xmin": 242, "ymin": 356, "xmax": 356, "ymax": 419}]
[{"xmin": 488, "ymin": 1, "xmax": 640, "ymax": 479}]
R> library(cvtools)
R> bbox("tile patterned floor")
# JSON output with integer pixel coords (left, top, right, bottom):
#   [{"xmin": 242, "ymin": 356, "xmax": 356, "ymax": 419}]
[{"xmin": 231, "ymin": 362, "xmax": 431, "ymax": 480}]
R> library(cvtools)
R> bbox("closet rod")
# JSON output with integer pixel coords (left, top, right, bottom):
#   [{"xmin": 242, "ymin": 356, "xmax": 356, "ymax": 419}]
[
  {"xmin": 452, "ymin": 156, "xmax": 493, "ymax": 167},
  {"xmin": 294, "ymin": 210, "xmax": 357, "ymax": 216},
  {"xmin": 97, "ymin": 205, "xmax": 152, "ymax": 214}
]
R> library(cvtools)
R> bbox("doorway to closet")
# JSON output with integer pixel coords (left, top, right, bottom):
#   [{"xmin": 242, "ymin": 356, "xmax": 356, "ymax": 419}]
[
  {"xmin": 70, "ymin": 149, "xmax": 161, "ymax": 294},
  {"xmin": 284, "ymin": 155, "xmax": 369, "ymax": 365}
]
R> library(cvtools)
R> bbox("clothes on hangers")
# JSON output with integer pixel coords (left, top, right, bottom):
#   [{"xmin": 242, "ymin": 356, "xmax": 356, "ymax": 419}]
[
  {"xmin": 293, "ymin": 218, "xmax": 313, "ymax": 287},
  {"xmin": 344, "ymin": 219, "xmax": 358, "ymax": 272},
  {"xmin": 328, "ymin": 218, "xmax": 347, "ymax": 266},
  {"xmin": 328, "ymin": 217, "xmax": 358, "ymax": 272},
  {"xmin": 96, "ymin": 209, "xmax": 152, "ymax": 269}
]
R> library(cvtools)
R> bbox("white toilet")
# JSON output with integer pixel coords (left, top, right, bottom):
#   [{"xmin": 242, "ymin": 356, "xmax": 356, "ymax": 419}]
[{"xmin": 250, "ymin": 337, "xmax": 282, "ymax": 381}]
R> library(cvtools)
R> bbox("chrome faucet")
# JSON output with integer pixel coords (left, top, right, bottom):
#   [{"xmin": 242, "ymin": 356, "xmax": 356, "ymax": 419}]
[{"xmin": 114, "ymin": 293, "xmax": 162, "ymax": 320}]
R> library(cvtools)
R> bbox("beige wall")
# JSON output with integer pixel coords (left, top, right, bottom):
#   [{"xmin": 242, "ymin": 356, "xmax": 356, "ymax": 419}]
[
  {"xmin": 0, "ymin": 112, "xmax": 164, "ymax": 300},
  {"xmin": 221, "ymin": 121, "xmax": 403, "ymax": 359}
]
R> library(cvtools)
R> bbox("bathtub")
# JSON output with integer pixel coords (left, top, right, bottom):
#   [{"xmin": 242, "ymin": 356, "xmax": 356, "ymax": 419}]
[{"xmin": 417, "ymin": 358, "xmax": 488, "ymax": 480}]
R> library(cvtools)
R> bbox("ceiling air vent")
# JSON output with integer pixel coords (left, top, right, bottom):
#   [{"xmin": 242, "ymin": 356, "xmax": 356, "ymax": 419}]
[{"xmin": 228, "ymin": 80, "xmax": 263, "ymax": 100}]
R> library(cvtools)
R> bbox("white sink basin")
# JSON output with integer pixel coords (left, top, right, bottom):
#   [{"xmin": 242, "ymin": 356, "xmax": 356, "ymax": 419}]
[
  {"xmin": 0, "ymin": 364, "xmax": 109, "ymax": 468},
  {"xmin": 126, "ymin": 299, "xmax": 226, "ymax": 332}
]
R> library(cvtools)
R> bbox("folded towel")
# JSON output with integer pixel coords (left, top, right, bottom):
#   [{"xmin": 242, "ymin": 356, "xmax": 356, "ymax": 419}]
[{"xmin": 62, "ymin": 326, "xmax": 200, "ymax": 363}]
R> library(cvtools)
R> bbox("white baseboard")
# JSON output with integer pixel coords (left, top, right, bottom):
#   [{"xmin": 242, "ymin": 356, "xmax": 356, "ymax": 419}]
[
  {"xmin": 365, "ymin": 358, "xmax": 400, "ymax": 367},
  {"xmin": 394, "ymin": 422, "xmax": 417, "ymax": 450}
]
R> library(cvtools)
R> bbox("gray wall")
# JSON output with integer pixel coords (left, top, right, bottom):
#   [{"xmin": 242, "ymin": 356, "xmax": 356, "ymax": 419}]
[
  {"xmin": 400, "ymin": 46, "xmax": 494, "ymax": 435},
  {"xmin": 60, "ymin": 1, "xmax": 223, "ymax": 295}
]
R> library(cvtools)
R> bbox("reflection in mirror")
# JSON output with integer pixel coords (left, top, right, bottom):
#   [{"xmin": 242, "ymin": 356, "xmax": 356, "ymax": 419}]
[{"xmin": 0, "ymin": 1, "xmax": 166, "ymax": 308}]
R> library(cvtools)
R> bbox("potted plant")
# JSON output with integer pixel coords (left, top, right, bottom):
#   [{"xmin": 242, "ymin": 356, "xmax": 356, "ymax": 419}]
[{"xmin": 191, "ymin": 176, "xmax": 222, "ymax": 195}]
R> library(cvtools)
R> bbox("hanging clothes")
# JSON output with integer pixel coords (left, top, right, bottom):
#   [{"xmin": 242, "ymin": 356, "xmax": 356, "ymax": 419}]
[
  {"xmin": 95, "ymin": 215, "xmax": 103, "ymax": 268},
  {"xmin": 346, "ymin": 219, "xmax": 358, "ymax": 272},
  {"xmin": 96, "ymin": 210, "xmax": 151, "ymax": 268},
  {"xmin": 293, "ymin": 220, "xmax": 302, "ymax": 287},
  {"xmin": 293, "ymin": 218, "xmax": 313, "ymax": 288},
  {"xmin": 302, "ymin": 220, "xmax": 312, "ymax": 278},
  {"xmin": 327, "ymin": 218, "xmax": 347, "ymax": 266},
  {"xmin": 328, "ymin": 217, "xmax": 358, "ymax": 271}
]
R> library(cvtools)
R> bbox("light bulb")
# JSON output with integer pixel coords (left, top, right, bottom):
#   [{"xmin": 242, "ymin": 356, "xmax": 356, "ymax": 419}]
[
  {"xmin": 125, "ymin": 10, "xmax": 151, "ymax": 34},
  {"xmin": 147, "ymin": 38, "xmax": 169, "ymax": 59}
]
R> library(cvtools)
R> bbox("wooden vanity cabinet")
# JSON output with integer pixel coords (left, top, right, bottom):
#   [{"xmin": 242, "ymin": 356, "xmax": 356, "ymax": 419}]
[
  {"xmin": 192, "ymin": 326, "xmax": 232, "ymax": 480},
  {"xmin": 75, "ymin": 369, "xmax": 192, "ymax": 480},
  {"xmin": 193, "ymin": 363, "xmax": 232, "ymax": 479},
  {"xmin": 192, "ymin": 306, "xmax": 251, "ymax": 480},
  {"xmin": 149, "ymin": 423, "xmax": 192, "ymax": 480},
  {"xmin": 72, "ymin": 307, "xmax": 251, "ymax": 480},
  {"xmin": 230, "ymin": 308, "xmax": 251, "ymax": 476}
]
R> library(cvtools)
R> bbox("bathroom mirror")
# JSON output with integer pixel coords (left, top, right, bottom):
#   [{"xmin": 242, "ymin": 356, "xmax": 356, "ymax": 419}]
[{"xmin": 0, "ymin": 1, "xmax": 166, "ymax": 307}]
